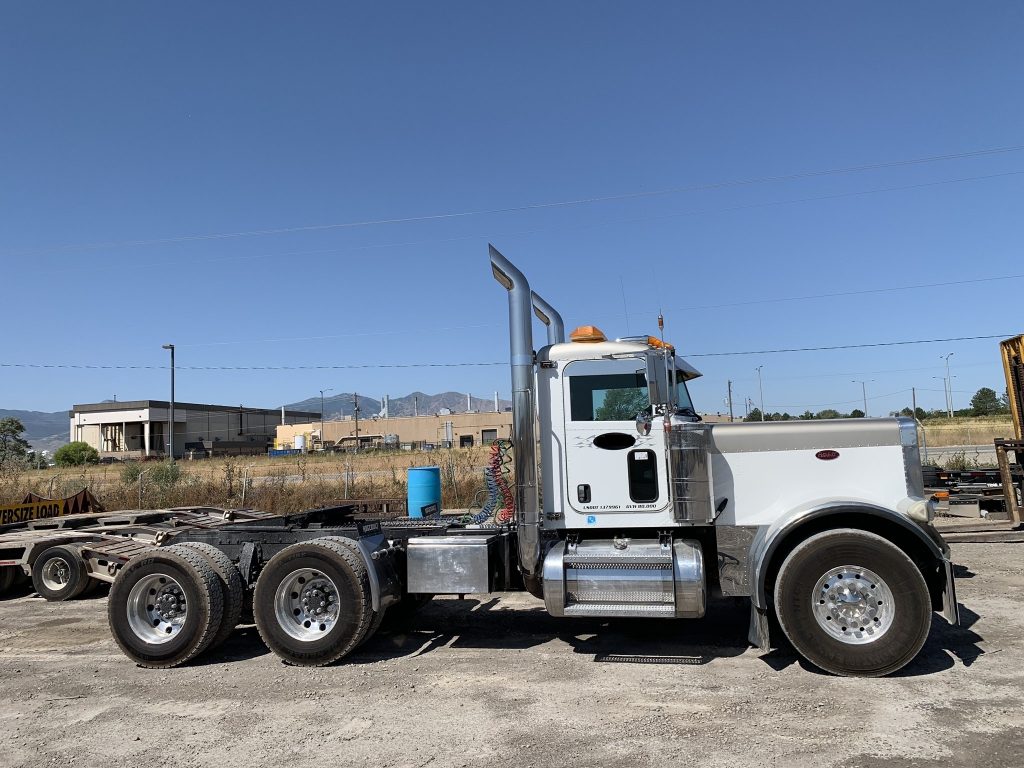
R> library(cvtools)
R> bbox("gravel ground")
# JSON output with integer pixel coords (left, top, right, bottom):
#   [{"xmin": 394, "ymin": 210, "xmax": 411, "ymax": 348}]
[{"xmin": 0, "ymin": 542, "xmax": 1021, "ymax": 768}]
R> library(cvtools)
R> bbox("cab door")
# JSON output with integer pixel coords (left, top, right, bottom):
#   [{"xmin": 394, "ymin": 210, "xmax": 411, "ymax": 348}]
[{"xmin": 562, "ymin": 358, "xmax": 669, "ymax": 519}]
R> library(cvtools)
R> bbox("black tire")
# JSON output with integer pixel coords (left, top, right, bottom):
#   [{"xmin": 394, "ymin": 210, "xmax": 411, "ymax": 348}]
[
  {"xmin": 773, "ymin": 529, "xmax": 932, "ymax": 677},
  {"xmin": 0, "ymin": 566, "xmax": 16, "ymax": 596},
  {"xmin": 108, "ymin": 548, "xmax": 225, "ymax": 668},
  {"xmin": 253, "ymin": 539, "xmax": 373, "ymax": 666},
  {"xmin": 318, "ymin": 536, "xmax": 384, "ymax": 647},
  {"xmin": 171, "ymin": 542, "xmax": 244, "ymax": 650},
  {"xmin": 31, "ymin": 546, "xmax": 91, "ymax": 602}
]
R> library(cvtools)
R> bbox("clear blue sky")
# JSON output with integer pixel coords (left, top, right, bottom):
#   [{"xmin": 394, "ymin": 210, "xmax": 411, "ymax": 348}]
[{"xmin": 2, "ymin": 3, "xmax": 1022, "ymax": 416}]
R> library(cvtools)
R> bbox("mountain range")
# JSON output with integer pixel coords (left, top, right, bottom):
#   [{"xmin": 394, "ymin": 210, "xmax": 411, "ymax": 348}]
[
  {"xmin": 0, "ymin": 409, "xmax": 70, "ymax": 455},
  {"xmin": 2, "ymin": 391, "xmax": 512, "ymax": 453},
  {"xmin": 284, "ymin": 392, "xmax": 511, "ymax": 420}
]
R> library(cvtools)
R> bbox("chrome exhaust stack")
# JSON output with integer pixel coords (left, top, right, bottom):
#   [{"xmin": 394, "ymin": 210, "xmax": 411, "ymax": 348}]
[
  {"xmin": 489, "ymin": 244, "xmax": 542, "ymax": 579},
  {"xmin": 531, "ymin": 291, "xmax": 565, "ymax": 345}
]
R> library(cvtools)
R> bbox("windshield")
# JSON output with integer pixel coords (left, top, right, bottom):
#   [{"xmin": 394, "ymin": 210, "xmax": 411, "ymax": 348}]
[{"xmin": 671, "ymin": 371, "xmax": 696, "ymax": 415}]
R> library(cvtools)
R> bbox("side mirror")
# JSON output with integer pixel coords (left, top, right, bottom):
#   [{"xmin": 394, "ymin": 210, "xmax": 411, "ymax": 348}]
[
  {"xmin": 635, "ymin": 411, "xmax": 652, "ymax": 436},
  {"xmin": 645, "ymin": 353, "xmax": 670, "ymax": 408}
]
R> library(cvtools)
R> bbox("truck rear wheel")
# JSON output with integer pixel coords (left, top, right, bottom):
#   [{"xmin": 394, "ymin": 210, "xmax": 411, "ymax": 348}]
[
  {"xmin": 318, "ymin": 536, "xmax": 385, "ymax": 647},
  {"xmin": 108, "ymin": 548, "xmax": 224, "ymax": 668},
  {"xmin": 773, "ymin": 529, "xmax": 931, "ymax": 677},
  {"xmin": 253, "ymin": 540, "xmax": 372, "ymax": 666},
  {"xmin": 170, "ymin": 542, "xmax": 244, "ymax": 651},
  {"xmin": 31, "ymin": 546, "xmax": 91, "ymax": 602}
]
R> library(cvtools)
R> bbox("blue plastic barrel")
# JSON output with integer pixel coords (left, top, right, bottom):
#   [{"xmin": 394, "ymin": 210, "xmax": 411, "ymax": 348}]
[{"xmin": 408, "ymin": 466, "xmax": 442, "ymax": 518}]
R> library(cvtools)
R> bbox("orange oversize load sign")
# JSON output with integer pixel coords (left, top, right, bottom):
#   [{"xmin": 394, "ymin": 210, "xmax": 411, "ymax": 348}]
[
  {"xmin": 0, "ymin": 500, "xmax": 64, "ymax": 526},
  {"xmin": 0, "ymin": 489, "xmax": 104, "ymax": 528}
]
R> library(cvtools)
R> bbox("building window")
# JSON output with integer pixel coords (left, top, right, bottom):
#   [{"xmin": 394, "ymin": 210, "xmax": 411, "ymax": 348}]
[
  {"xmin": 459, "ymin": 435, "xmax": 474, "ymax": 448},
  {"xmin": 481, "ymin": 429, "xmax": 498, "ymax": 444}
]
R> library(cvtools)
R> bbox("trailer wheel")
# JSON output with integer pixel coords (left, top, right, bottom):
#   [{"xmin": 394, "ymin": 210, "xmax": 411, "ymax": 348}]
[
  {"xmin": 170, "ymin": 542, "xmax": 244, "ymax": 650},
  {"xmin": 773, "ymin": 529, "xmax": 931, "ymax": 677},
  {"xmin": 108, "ymin": 548, "xmax": 224, "ymax": 668},
  {"xmin": 253, "ymin": 540, "xmax": 372, "ymax": 666},
  {"xmin": 31, "ymin": 546, "xmax": 91, "ymax": 602}
]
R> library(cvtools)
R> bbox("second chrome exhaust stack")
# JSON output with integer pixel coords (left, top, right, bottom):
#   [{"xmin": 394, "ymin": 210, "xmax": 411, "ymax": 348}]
[{"xmin": 489, "ymin": 244, "xmax": 552, "ymax": 579}]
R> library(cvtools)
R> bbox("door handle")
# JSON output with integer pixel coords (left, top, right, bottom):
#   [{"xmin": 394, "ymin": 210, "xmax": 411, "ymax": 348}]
[{"xmin": 577, "ymin": 484, "xmax": 591, "ymax": 503}]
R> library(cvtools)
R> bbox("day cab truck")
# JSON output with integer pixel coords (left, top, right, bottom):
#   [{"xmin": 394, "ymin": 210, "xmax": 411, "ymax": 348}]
[{"xmin": 0, "ymin": 245, "xmax": 958, "ymax": 677}]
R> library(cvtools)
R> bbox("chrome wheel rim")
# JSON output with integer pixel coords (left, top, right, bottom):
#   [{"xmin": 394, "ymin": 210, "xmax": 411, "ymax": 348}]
[
  {"xmin": 274, "ymin": 568, "xmax": 340, "ymax": 641},
  {"xmin": 811, "ymin": 565, "xmax": 894, "ymax": 645},
  {"xmin": 41, "ymin": 557, "xmax": 72, "ymax": 592},
  {"xmin": 126, "ymin": 573, "xmax": 188, "ymax": 644}
]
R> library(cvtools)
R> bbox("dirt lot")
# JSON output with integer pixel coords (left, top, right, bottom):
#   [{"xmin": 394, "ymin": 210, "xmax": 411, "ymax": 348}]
[{"xmin": 0, "ymin": 542, "xmax": 1021, "ymax": 768}]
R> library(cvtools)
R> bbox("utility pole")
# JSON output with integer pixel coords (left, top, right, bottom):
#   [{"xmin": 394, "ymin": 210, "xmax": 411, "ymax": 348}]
[
  {"xmin": 756, "ymin": 366, "xmax": 765, "ymax": 421},
  {"xmin": 941, "ymin": 353, "xmax": 955, "ymax": 417},
  {"xmin": 913, "ymin": 386, "xmax": 928, "ymax": 462},
  {"xmin": 161, "ymin": 344, "xmax": 175, "ymax": 462},
  {"xmin": 319, "ymin": 388, "xmax": 332, "ymax": 445},
  {"xmin": 727, "ymin": 380, "xmax": 735, "ymax": 422},
  {"xmin": 353, "ymin": 393, "xmax": 360, "ymax": 453},
  {"xmin": 851, "ymin": 379, "xmax": 873, "ymax": 417}
]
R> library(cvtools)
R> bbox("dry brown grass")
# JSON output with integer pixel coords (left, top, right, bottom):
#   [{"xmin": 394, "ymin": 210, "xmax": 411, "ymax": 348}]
[
  {"xmin": 0, "ymin": 447, "xmax": 494, "ymax": 514},
  {"xmin": 921, "ymin": 417, "xmax": 1015, "ymax": 447}
]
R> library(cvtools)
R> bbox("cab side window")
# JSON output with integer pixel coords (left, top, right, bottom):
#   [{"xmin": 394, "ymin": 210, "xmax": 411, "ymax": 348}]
[{"xmin": 569, "ymin": 373, "xmax": 649, "ymax": 421}]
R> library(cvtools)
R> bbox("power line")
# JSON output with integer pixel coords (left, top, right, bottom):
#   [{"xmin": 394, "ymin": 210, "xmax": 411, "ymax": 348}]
[
  {"xmin": 765, "ymin": 389, "xmax": 912, "ymax": 410},
  {"xmin": 7, "ymin": 143, "xmax": 1024, "ymax": 257},
  {"xmin": 0, "ymin": 362, "xmax": 505, "ymax": 371},
  {"xmin": 3, "ymin": 333, "xmax": 1017, "ymax": 371},
  {"xmin": 658, "ymin": 273, "xmax": 1024, "ymax": 314},
  {"xmin": 686, "ymin": 334, "xmax": 1017, "ymax": 358}
]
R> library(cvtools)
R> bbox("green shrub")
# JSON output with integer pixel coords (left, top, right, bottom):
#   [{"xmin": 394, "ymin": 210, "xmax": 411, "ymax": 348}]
[
  {"xmin": 120, "ymin": 462, "xmax": 143, "ymax": 485},
  {"xmin": 53, "ymin": 442, "xmax": 100, "ymax": 467},
  {"xmin": 149, "ymin": 461, "xmax": 182, "ymax": 487}
]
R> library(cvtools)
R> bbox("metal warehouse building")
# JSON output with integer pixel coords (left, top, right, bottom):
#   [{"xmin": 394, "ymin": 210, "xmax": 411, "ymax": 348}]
[{"xmin": 70, "ymin": 401, "xmax": 320, "ymax": 459}]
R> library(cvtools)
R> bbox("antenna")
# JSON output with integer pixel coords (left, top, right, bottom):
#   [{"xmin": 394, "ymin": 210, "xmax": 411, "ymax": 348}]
[{"xmin": 658, "ymin": 309, "xmax": 664, "ymax": 342}]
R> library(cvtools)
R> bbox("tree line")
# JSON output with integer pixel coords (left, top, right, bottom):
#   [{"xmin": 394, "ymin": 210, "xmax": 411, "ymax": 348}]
[{"xmin": 744, "ymin": 387, "xmax": 1011, "ymax": 422}]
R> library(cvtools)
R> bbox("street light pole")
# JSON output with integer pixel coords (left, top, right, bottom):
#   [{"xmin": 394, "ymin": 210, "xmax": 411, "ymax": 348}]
[
  {"xmin": 319, "ymin": 388, "xmax": 332, "ymax": 447},
  {"xmin": 353, "ymin": 393, "xmax": 360, "ymax": 453},
  {"xmin": 161, "ymin": 344, "xmax": 175, "ymax": 462},
  {"xmin": 755, "ymin": 366, "xmax": 765, "ymax": 421},
  {"xmin": 941, "ymin": 353, "xmax": 955, "ymax": 417}
]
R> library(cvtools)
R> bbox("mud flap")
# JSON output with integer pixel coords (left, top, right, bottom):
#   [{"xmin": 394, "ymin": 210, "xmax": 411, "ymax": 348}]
[
  {"xmin": 749, "ymin": 603, "xmax": 771, "ymax": 651},
  {"xmin": 941, "ymin": 557, "xmax": 960, "ymax": 625}
]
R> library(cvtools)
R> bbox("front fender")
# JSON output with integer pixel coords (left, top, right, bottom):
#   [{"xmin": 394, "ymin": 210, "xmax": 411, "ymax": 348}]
[{"xmin": 748, "ymin": 501, "xmax": 948, "ymax": 612}]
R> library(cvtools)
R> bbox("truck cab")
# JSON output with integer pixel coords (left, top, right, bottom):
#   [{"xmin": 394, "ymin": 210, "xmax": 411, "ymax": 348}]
[{"xmin": 491, "ymin": 244, "xmax": 958, "ymax": 677}]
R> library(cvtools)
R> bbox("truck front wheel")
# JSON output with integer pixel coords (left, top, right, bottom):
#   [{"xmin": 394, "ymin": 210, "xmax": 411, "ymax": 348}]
[
  {"xmin": 773, "ymin": 529, "xmax": 932, "ymax": 677},
  {"xmin": 253, "ymin": 540, "xmax": 372, "ymax": 666}
]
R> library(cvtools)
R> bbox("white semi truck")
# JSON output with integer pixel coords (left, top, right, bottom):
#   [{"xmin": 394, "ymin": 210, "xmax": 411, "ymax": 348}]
[{"xmin": 0, "ymin": 245, "xmax": 957, "ymax": 676}]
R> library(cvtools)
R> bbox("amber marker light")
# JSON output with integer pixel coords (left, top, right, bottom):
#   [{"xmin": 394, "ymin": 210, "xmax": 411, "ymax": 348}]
[{"xmin": 569, "ymin": 325, "xmax": 607, "ymax": 343}]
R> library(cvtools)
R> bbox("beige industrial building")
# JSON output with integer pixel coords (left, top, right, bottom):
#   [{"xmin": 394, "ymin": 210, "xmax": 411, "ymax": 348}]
[
  {"xmin": 276, "ymin": 411, "xmax": 514, "ymax": 451},
  {"xmin": 276, "ymin": 410, "xmax": 735, "ymax": 452},
  {"xmin": 71, "ymin": 401, "xmax": 319, "ymax": 459}
]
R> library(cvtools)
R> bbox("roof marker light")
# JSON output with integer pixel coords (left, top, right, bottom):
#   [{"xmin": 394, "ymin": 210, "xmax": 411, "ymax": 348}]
[{"xmin": 570, "ymin": 325, "xmax": 607, "ymax": 343}]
